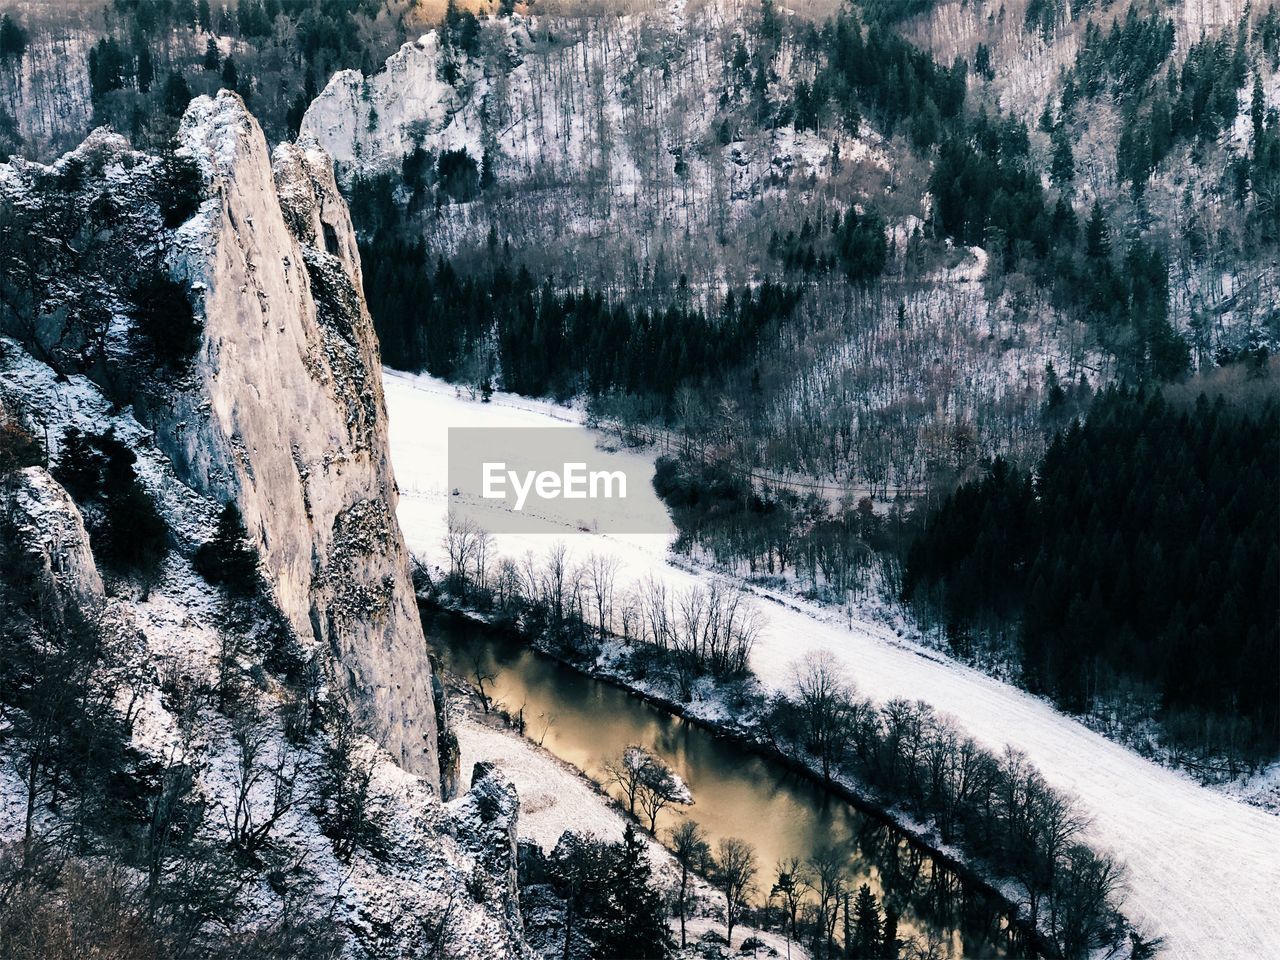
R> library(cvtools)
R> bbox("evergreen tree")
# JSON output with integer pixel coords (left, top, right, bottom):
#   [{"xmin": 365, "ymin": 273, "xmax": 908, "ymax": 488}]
[
  {"xmin": 136, "ymin": 45, "xmax": 154, "ymax": 93},
  {"xmin": 593, "ymin": 823, "xmax": 669, "ymax": 959},
  {"xmin": 1085, "ymin": 202, "xmax": 1110, "ymax": 259},
  {"xmin": 880, "ymin": 907, "xmax": 899, "ymax": 959},
  {"xmin": 53, "ymin": 429, "xmax": 169, "ymax": 581},
  {"xmin": 0, "ymin": 13, "xmax": 27, "ymax": 60},
  {"xmin": 126, "ymin": 272, "xmax": 201, "ymax": 367},
  {"xmin": 1252, "ymin": 75, "xmax": 1266, "ymax": 143},
  {"xmin": 162, "ymin": 71, "xmax": 192, "ymax": 117},
  {"xmin": 221, "ymin": 55, "xmax": 238, "ymax": 92},
  {"xmin": 203, "ymin": 37, "xmax": 220, "ymax": 71},
  {"xmin": 905, "ymin": 384, "xmax": 1280, "ymax": 759},
  {"xmin": 194, "ymin": 503, "xmax": 260, "ymax": 595},
  {"xmin": 88, "ymin": 38, "xmax": 131, "ymax": 101},
  {"xmin": 1051, "ymin": 127, "xmax": 1075, "ymax": 186},
  {"xmin": 851, "ymin": 883, "xmax": 881, "ymax": 956}
]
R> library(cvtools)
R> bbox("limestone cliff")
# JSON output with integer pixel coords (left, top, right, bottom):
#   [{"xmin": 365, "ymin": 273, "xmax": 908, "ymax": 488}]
[{"xmin": 159, "ymin": 91, "xmax": 438, "ymax": 784}]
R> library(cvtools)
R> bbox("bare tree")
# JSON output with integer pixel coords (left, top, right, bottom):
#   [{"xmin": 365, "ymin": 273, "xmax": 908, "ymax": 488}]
[
  {"xmin": 770, "ymin": 857, "xmax": 809, "ymax": 960},
  {"xmin": 804, "ymin": 847, "xmax": 846, "ymax": 958},
  {"xmin": 714, "ymin": 836, "xmax": 758, "ymax": 948},
  {"xmin": 584, "ymin": 552, "xmax": 619, "ymax": 640},
  {"xmin": 669, "ymin": 819, "xmax": 710, "ymax": 949},
  {"xmin": 442, "ymin": 514, "xmax": 490, "ymax": 596},
  {"xmin": 470, "ymin": 650, "xmax": 496, "ymax": 714},
  {"xmin": 223, "ymin": 713, "xmax": 300, "ymax": 864},
  {"xmin": 634, "ymin": 752, "xmax": 692, "ymax": 832},
  {"xmin": 604, "ymin": 744, "xmax": 650, "ymax": 817},
  {"xmin": 792, "ymin": 651, "xmax": 860, "ymax": 781}
]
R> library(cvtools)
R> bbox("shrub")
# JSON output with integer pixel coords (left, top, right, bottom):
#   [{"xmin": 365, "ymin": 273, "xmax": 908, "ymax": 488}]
[
  {"xmin": 156, "ymin": 148, "xmax": 204, "ymax": 229},
  {"xmin": 126, "ymin": 272, "xmax": 201, "ymax": 369}
]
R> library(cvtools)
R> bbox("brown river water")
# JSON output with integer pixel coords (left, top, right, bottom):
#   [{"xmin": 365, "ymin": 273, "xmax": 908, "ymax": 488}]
[{"xmin": 425, "ymin": 608, "xmax": 1034, "ymax": 958}]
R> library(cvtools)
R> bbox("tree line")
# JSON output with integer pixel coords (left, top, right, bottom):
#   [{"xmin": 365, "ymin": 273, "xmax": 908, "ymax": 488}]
[
  {"xmin": 435, "ymin": 518, "xmax": 759, "ymax": 698},
  {"xmin": 359, "ymin": 230, "xmax": 803, "ymax": 410},
  {"xmin": 767, "ymin": 652, "xmax": 1128, "ymax": 959}
]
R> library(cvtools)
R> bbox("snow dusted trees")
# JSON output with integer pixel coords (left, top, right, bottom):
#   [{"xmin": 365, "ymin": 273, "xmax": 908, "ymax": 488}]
[
  {"xmin": 522, "ymin": 826, "xmax": 670, "ymax": 960},
  {"xmin": 427, "ymin": 535, "xmax": 761, "ymax": 694},
  {"xmin": 767, "ymin": 681, "xmax": 1125, "ymax": 958},
  {"xmin": 791, "ymin": 651, "xmax": 864, "ymax": 781},
  {"xmin": 442, "ymin": 513, "xmax": 494, "ymax": 598},
  {"xmin": 604, "ymin": 744, "xmax": 692, "ymax": 833}
]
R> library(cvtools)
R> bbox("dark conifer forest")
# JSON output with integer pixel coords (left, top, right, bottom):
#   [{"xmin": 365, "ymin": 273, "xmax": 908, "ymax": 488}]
[
  {"xmin": 360, "ymin": 232, "xmax": 803, "ymax": 409},
  {"xmin": 904, "ymin": 384, "xmax": 1280, "ymax": 763}
]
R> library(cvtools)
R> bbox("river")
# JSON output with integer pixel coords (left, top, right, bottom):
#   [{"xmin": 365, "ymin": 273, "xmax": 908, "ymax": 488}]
[{"xmin": 424, "ymin": 608, "xmax": 1034, "ymax": 958}]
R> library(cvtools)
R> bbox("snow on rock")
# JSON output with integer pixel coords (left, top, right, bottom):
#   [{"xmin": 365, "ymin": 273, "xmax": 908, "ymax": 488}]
[
  {"xmin": 7, "ymin": 465, "xmax": 104, "ymax": 607},
  {"xmin": 302, "ymin": 32, "xmax": 465, "ymax": 174},
  {"xmin": 0, "ymin": 107, "xmax": 533, "ymax": 956},
  {"xmin": 300, "ymin": 9, "xmax": 889, "ymax": 280},
  {"xmin": 166, "ymin": 91, "xmax": 439, "ymax": 783},
  {"xmin": 457, "ymin": 714, "xmax": 632, "ymax": 852}
]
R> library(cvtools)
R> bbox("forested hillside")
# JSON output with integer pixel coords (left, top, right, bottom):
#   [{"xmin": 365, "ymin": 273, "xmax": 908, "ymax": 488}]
[
  {"xmin": 0, "ymin": 0, "xmax": 422, "ymax": 159},
  {"xmin": 304, "ymin": 0, "xmax": 1276, "ymax": 501}
]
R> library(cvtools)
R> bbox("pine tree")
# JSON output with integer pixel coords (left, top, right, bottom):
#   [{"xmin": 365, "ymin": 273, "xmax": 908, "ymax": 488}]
[
  {"xmin": 221, "ymin": 56, "xmax": 238, "ymax": 92},
  {"xmin": 1252, "ymin": 75, "xmax": 1266, "ymax": 143},
  {"xmin": 851, "ymin": 883, "xmax": 881, "ymax": 956},
  {"xmin": 203, "ymin": 37, "xmax": 220, "ymax": 71},
  {"xmin": 0, "ymin": 14, "xmax": 27, "ymax": 60},
  {"xmin": 1051, "ymin": 128, "xmax": 1075, "ymax": 186},
  {"xmin": 594, "ymin": 824, "xmax": 669, "ymax": 958},
  {"xmin": 880, "ymin": 908, "xmax": 898, "ymax": 959},
  {"xmin": 162, "ymin": 71, "xmax": 191, "ymax": 117},
  {"xmin": 136, "ymin": 46, "xmax": 154, "ymax": 93},
  {"xmin": 194, "ymin": 502, "xmax": 260, "ymax": 594},
  {"xmin": 1085, "ymin": 202, "xmax": 1110, "ymax": 259}
]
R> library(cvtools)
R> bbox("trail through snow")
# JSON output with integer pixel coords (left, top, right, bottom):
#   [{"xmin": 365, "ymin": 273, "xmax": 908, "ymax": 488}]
[{"xmin": 385, "ymin": 369, "xmax": 1280, "ymax": 960}]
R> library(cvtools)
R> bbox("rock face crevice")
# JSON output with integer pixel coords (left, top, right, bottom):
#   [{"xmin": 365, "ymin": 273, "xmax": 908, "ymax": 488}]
[{"xmin": 159, "ymin": 91, "xmax": 437, "ymax": 784}]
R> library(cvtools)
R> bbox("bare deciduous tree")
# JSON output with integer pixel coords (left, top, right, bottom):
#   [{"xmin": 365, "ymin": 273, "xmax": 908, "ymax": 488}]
[
  {"xmin": 669, "ymin": 819, "xmax": 710, "ymax": 949},
  {"xmin": 714, "ymin": 836, "xmax": 757, "ymax": 948}
]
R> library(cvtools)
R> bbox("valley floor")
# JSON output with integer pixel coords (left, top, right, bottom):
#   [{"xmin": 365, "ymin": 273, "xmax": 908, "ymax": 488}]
[{"xmin": 385, "ymin": 369, "xmax": 1280, "ymax": 960}]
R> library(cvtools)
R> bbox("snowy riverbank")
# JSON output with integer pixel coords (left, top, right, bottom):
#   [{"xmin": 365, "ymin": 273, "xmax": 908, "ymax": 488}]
[{"xmin": 451, "ymin": 688, "xmax": 805, "ymax": 959}]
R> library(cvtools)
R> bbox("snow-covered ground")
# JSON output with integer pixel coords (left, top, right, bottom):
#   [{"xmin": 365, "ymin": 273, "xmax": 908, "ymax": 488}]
[
  {"xmin": 455, "ymin": 709, "xmax": 806, "ymax": 959},
  {"xmin": 386, "ymin": 368, "xmax": 1280, "ymax": 960},
  {"xmin": 457, "ymin": 713, "xmax": 630, "ymax": 852}
]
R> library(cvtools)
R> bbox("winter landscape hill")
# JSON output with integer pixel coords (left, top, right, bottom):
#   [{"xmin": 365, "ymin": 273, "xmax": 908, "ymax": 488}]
[{"xmin": 0, "ymin": 1, "xmax": 1276, "ymax": 959}]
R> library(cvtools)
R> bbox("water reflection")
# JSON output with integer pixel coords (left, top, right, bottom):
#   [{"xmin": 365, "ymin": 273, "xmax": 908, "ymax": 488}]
[{"xmin": 425, "ymin": 609, "xmax": 1031, "ymax": 958}]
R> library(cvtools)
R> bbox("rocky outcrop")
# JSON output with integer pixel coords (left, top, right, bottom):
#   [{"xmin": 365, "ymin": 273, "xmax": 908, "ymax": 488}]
[
  {"xmin": 7, "ymin": 466, "xmax": 104, "ymax": 612},
  {"xmin": 450, "ymin": 762, "xmax": 525, "ymax": 949},
  {"xmin": 300, "ymin": 31, "xmax": 466, "ymax": 176},
  {"xmin": 157, "ymin": 91, "xmax": 438, "ymax": 785}
]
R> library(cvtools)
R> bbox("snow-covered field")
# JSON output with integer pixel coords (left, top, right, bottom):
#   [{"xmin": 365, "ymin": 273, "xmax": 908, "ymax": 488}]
[{"xmin": 385, "ymin": 368, "xmax": 1280, "ymax": 960}]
